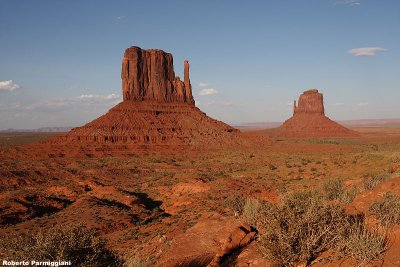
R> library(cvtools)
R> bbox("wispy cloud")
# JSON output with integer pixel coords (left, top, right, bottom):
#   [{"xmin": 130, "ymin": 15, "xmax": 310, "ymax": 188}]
[
  {"xmin": 357, "ymin": 102, "xmax": 369, "ymax": 106},
  {"xmin": 116, "ymin": 16, "xmax": 125, "ymax": 20},
  {"xmin": 0, "ymin": 102, "xmax": 22, "ymax": 111},
  {"xmin": 348, "ymin": 47, "xmax": 387, "ymax": 56},
  {"xmin": 0, "ymin": 80, "xmax": 20, "ymax": 91},
  {"xmin": 15, "ymin": 93, "xmax": 122, "ymax": 112},
  {"xmin": 199, "ymin": 88, "xmax": 219, "ymax": 96},
  {"xmin": 197, "ymin": 100, "xmax": 237, "ymax": 107},
  {"xmin": 198, "ymin": 82, "xmax": 208, "ymax": 87},
  {"xmin": 335, "ymin": 0, "xmax": 361, "ymax": 6},
  {"xmin": 78, "ymin": 94, "xmax": 120, "ymax": 100}
]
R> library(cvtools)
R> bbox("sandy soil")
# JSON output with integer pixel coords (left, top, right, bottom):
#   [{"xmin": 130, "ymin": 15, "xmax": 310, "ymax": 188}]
[{"xmin": 0, "ymin": 128, "xmax": 399, "ymax": 266}]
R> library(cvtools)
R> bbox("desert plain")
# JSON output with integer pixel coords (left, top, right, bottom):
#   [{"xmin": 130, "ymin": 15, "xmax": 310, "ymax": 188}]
[{"xmin": 1, "ymin": 46, "xmax": 400, "ymax": 267}]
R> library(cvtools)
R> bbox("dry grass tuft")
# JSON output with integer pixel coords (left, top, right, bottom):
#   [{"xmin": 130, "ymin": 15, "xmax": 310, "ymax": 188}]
[
  {"xmin": 243, "ymin": 197, "xmax": 261, "ymax": 226},
  {"xmin": 369, "ymin": 192, "xmax": 400, "ymax": 226},
  {"xmin": 391, "ymin": 152, "xmax": 400, "ymax": 163},
  {"xmin": 0, "ymin": 224, "xmax": 122, "ymax": 267},
  {"xmin": 338, "ymin": 221, "xmax": 388, "ymax": 262},
  {"xmin": 244, "ymin": 190, "xmax": 388, "ymax": 266},
  {"xmin": 223, "ymin": 194, "xmax": 245, "ymax": 215},
  {"xmin": 322, "ymin": 177, "xmax": 357, "ymax": 203},
  {"xmin": 123, "ymin": 256, "xmax": 151, "ymax": 267},
  {"xmin": 363, "ymin": 173, "xmax": 391, "ymax": 190}
]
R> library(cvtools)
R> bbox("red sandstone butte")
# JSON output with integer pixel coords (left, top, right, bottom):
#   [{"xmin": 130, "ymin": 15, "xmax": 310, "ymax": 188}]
[
  {"xmin": 279, "ymin": 89, "xmax": 358, "ymax": 138},
  {"xmin": 62, "ymin": 46, "xmax": 241, "ymax": 146}
]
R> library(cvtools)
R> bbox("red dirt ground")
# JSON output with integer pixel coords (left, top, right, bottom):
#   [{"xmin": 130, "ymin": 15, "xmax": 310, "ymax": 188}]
[{"xmin": 1, "ymin": 127, "xmax": 400, "ymax": 266}]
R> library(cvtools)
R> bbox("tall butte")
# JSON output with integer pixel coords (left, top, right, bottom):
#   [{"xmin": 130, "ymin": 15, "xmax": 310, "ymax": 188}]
[
  {"xmin": 62, "ymin": 46, "xmax": 241, "ymax": 146},
  {"xmin": 279, "ymin": 89, "xmax": 358, "ymax": 137}
]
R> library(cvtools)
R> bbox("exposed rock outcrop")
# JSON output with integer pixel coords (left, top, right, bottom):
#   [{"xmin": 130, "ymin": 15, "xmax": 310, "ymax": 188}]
[
  {"xmin": 208, "ymin": 223, "xmax": 257, "ymax": 267},
  {"xmin": 279, "ymin": 89, "xmax": 358, "ymax": 138},
  {"xmin": 156, "ymin": 216, "xmax": 264, "ymax": 267}
]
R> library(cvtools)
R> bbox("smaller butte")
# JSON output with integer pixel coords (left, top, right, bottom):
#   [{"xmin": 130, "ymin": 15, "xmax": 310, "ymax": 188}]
[{"xmin": 278, "ymin": 89, "xmax": 358, "ymax": 138}]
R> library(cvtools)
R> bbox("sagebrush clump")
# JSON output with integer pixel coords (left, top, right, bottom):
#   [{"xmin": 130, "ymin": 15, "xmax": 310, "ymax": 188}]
[
  {"xmin": 123, "ymin": 256, "xmax": 151, "ymax": 267},
  {"xmin": 322, "ymin": 177, "xmax": 356, "ymax": 203},
  {"xmin": 337, "ymin": 221, "xmax": 387, "ymax": 262},
  {"xmin": 363, "ymin": 172, "xmax": 391, "ymax": 190},
  {"xmin": 0, "ymin": 224, "xmax": 122, "ymax": 267},
  {"xmin": 369, "ymin": 192, "xmax": 400, "ymax": 226},
  {"xmin": 244, "ymin": 190, "xmax": 387, "ymax": 266}
]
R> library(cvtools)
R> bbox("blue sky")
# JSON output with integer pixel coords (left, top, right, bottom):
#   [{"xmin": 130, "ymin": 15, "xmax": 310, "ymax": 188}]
[{"xmin": 0, "ymin": 0, "xmax": 399, "ymax": 129}]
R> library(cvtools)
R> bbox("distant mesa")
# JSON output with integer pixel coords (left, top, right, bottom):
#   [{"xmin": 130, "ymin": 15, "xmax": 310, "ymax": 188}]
[
  {"xmin": 278, "ymin": 89, "xmax": 358, "ymax": 138},
  {"xmin": 61, "ymin": 46, "xmax": 241, "ymax": 146}
]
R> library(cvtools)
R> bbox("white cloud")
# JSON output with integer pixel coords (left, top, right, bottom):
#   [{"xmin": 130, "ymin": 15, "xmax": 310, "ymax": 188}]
[
  {"xmin": 334, "ymin": 102, "xmax": 345, "ymax": 106},
  {"xmin": 78, "ymin": 93, "xmax": 120, "ymax": 100},
  {"xmin": 335, "ymin": 0, "xmax": 361, "ymax": 6},
  {"xmin": 198, "ymin": 82, "xmax": 208, "ymax": 87},
  {"xmin": 348, "ymin": 47, "xmax": 386, "ymax": 56},
  {"xmin": 197, "ymin": 100, "xmax": 236, "ymax": 107},
  {"xmin": 357, "ymin": 102, "xmax": 369, "ymax": 106},
  {"xmin": 116, "ymin": 16, "xmax": 125, "ymax": 20},
  {"xmin": 199, "ymin": 88, "xmax": 219, "ymax": 96},
  {"xmin": 0, "ymin": 80, "xmax": 20, "ymax": 91},
  {"xmin": 21, "ymin": 93, "xmax": 121, "ymax": 112}
]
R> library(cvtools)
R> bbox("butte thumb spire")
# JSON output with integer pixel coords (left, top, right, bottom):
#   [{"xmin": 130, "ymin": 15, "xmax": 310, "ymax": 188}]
[{"xmin": 121, "ymin": 46, "xmax": 194, "ymax": 105}]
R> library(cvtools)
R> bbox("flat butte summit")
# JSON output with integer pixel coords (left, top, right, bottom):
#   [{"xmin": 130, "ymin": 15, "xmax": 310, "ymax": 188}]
[
  {"xmin": 59, "ymin": 46, "xmax": 244, "ymax": 147},
  {"xmin": 277, "ymin": 89, "xmax": 358, "ymax": 138}
]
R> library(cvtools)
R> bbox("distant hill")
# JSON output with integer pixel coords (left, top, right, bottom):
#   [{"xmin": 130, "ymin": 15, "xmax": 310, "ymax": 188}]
[
  {"xmin": 0, "ymin": 127, "xmax": 72, "ymax": 133},
  {"xmin": 233, "ymin": 122, "xmax": 281, "ymax": 131},
  {"xmin": 235, "ymin": 118, "xmax": 400, "ymax": 131},
  {"xmin": 339, "ymin": 119, "xmax": 400, "ymax": 128},
  {"xmin": 2, "ymin": 118, "xmax": 400, "ymax": 133}
]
